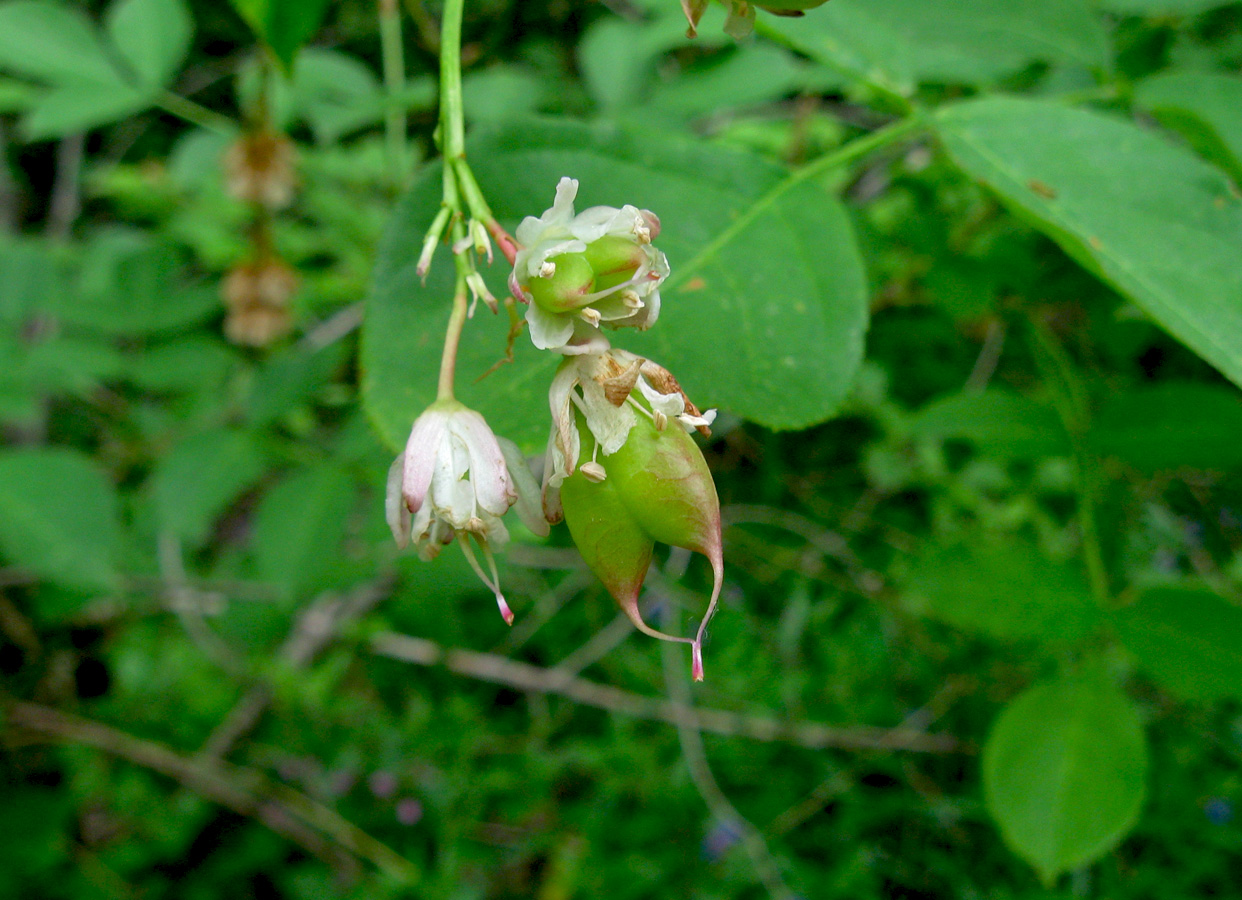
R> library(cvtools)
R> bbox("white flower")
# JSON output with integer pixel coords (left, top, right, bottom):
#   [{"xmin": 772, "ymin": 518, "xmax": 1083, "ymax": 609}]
[
  {"xmin": 386, "ymin": 400, "xmax": 548, "ymax": 623},
  {"xmin": 540, "ymin": 350, "xmax": 716, "ymax": 522},
  {"xmin": 511, "ymin": 177, "xmax": 668, "ymax": 354}
]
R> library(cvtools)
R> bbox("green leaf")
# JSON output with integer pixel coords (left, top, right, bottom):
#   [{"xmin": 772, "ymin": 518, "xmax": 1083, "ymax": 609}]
[
  {"xmin": 60, "ymin": 229, "xmax": 217, "ymax": 335},
  {"xmin": 21, "ymin": 78, "xmax": 147, "ymax": 139},
  {"xmin": 0, "ymin": 448, "xmax": 120, "ymax": 592},
  {"xmin": 936, "ymin": 98, "xmax": 1242, "ymax": 392},
  {"xmin": 1097, "ymin": 0, "xmax": 1232, "ymax": 13},
  {"xmin": 902, "ymin": 535, "xmax": 1099, "ymax": 640},
  {"xmin": 1113, "ymin": 587, "xmax": 1242, "ymax": 702},
  {"xmin": 228, "ymin": 0, "xmax": 330, "ymax": 72},
  {"xmin": 0, "ymin": 76, "xmax": 35, "ymax": 112},
  {"xmin": 150, "ymin": 429, "xmax": 268, "ymax": 547},
  {"xmin": 763, "ymin": 0, "xmax": 1107, "ymax": 94},
  {"xmin": 1089, "ymin": 381, "xmax": 1242, "ymax": 472},
  {"xmin": 250, "ymin": 464, "xmax": 356, "ymax": 599},
  {"xmin": 984, "ymin": 668, "xmax": 1148, "ymax": 884},
  {"xmin": 0, "ymin": 237, "xmax": 65, "ymax": 323},
  {"xmin": 0, "ymin": 0, "xmax": 121, "ymax": 85},
  {"xmin": 123, "ymin": 335, "xmax": 237, "ymax": 393},
  {"xmin": 105, "ymin": 0, "xmax": 193, "ymax": 90},
  {"xmin": 289, "ymin": 48, "xmax": 382, "ymax": 144},
  {"xmin": 912, "ymin": 389, "xmax": 1071, "ymax": 459},
  {"xmin": 1135, "ymin": 71, "xmax": 1242, "ymax": 184},
  {"xmin": 363, "ymin": 119, "xmax": 868, "ymax": 451}
]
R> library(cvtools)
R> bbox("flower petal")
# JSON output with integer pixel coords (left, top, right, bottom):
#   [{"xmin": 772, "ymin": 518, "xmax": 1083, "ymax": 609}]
[
  {"xmin": 526, "ymin": 299, "xmax": 576, "ymax": 351},
  {"xmin": 385, "ymin": 453, "xmax": 411, "ymax": 547},
  {"xmin": 401, "ymin": 408, "xmax": 449, "ymax": 512},
  {"xmin": 498, "ymin": 437, "xmax": 551, "ymax": 537},
  {"xmin": 452, "ymin": 409, "xmax": 513, "ymax": 517}
]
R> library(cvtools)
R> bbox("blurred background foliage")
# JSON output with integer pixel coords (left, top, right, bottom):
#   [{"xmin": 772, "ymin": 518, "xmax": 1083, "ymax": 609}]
[{"xmin": 2, "ymin": 0, "xmax": 1242, "ymax": 897}]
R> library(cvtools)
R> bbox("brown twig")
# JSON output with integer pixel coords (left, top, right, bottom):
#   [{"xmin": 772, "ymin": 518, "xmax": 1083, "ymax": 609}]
[
  {"xmin": 369, "ymin": 632, "xmax": 959, "ymax": 753},
  {"xmin": 200, "ymin": 577, "xmax": 393, "ymax": 761},
  {"xmin": 5, "ymin": 702, "xmax": 418, "ymax": 882}
]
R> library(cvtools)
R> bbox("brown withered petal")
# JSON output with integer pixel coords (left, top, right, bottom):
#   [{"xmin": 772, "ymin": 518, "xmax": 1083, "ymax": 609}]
[{"xmin": 223, "ymin": 130, "xmax": 297, "ymax": 209}]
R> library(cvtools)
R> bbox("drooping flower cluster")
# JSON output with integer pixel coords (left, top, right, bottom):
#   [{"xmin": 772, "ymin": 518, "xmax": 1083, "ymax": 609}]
[{"xmin": 389, "ymin": 177, "xmax": 722, "ymax": 679}]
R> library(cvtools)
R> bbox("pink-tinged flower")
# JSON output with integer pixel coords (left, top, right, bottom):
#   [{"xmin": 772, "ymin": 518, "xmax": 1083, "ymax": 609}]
[
  {"xmin": 540, "ymin": 349, "xmax": 716, "ymax": 520},
  {"xmin": 386, "ymin": 400, "xmax": 548, "ymax": 623},
  {"xmin": 538, "ymin": 349, "xmax": 722, "ymax": 680},
  {"xmin": 510, "ymin": 178, "xmax": 667, "ymax": 355}
]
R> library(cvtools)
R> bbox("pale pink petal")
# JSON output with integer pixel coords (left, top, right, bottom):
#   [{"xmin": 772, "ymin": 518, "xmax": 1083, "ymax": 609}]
[
  {"xmin": 385, "ymin": 454, "xmax": 411, "ymax": 547},
  {"xmin": 498, "ymin": 437, "xmax": 550, "ymax": 538},
  {"xmin": 402, "ymin": 409, "xmax": 449, "ymax": 512},
  {"xmin": 452, "ymin": 409, "xmax": 512, "ymax": 517}
]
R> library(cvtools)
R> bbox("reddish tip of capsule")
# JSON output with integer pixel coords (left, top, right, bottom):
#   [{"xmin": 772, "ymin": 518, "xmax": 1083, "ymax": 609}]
[
  {"xmin": 497, "ymin": 594, "xmax": 515, "ymax": 626},
  {"xmin": 691, "ymin": 641, "xmax": 704, "ymax": 682}
]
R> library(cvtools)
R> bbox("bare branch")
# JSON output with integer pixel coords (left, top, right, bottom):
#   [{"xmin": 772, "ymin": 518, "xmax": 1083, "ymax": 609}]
[{"xmin": 369, "ymin": 631, "xmax": 960, "ymax": 754}]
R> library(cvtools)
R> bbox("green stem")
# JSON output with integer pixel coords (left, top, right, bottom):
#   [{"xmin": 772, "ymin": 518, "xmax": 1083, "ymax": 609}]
[
  {"xmin": 379, "ymin": 0, "xmax": 409, "ymax": 184},
  {"xmin": 157, "ymin": 91, "xmax": 235, "ymax": 136},
  {"xmin": 437, "ymin": 277, "xmax": 469, "ymax": 401},
  {"xmin": 1028, "ymin": 320, "xmax": 1110, "ymax": 605},
  {"xmin": 439, "ymin": 0, "xmax": 466, "ymax": 161},
  {"xmin": 670, "ymin": 113, "xmax": 926, "ymax": 289}
]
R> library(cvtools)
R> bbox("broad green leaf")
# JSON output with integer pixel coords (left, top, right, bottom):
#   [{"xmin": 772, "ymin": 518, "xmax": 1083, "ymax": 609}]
[
  {"xmin": 0, "ymin": 448, "xmax": 120, "ymax": 592},
  {"xmin": 228, "ymin": 0, "xmax": 331, "ymax": 72},
  {"xmin": 462, "ymin": 65, "xmax": 547, "ymax": 127},
  {"xmin": 0, "ymin": 0, "xmax": 121, "ymax": 85},
  {"xmin": 984, "ymin": 669, "xmax": 1148, "ymax": 884},
  {"xmin": 936, "ymin": 98, "xmax": 1242, "ymax": 392},
  {"xmin": 1097, "ymin": 0, "xmax": 1232, "ymax": 13},
  {"xmin": 362, "ymin": 119, "xmax": 868, "ymax": 451},
  {"xmin": 290, "ymin": 48, "xmax": 382, "ymax": 144},
  {"xmin": 1113, "ymin": 587, "xmax": 1242, "ymax": 701},
  {"xmin": 764, "ymin": 0, "xmax": 1107, "ymax": 95},
  {"xmin": 912, "ymin": 389, "xmax": 1071, "ymax": 458},
  {"xmin": 21, "ymin": 78, "xmax": 147, "ymax": 139},
  {"xmin": 1089, "ymin": 381, "xmax": 1242, "ymax": 472},
  {"xmin": 245, "ymin": 341, "xmax": 348, "ymax": 426},
  {"xmin": 250, "ymin": 464, "xmax": 356, "ymax": 598},
  {"xmin": 106, "ymin": 0, "xmax": 193, "ymax": 90},
  {"xmin": 151, "ymin": 429, "xmax": 268, "ymax": 547},
  {"xmin": 0, "ymin": 76, "xmax": 35, "ymax": 112},
  {"xmin": 123, "ymin": 335, "xmax": 237, "ymax": 393},
  {"xmin": 0, "ymin": 237, "xmax": 64, "ymax": 322},
  {"xmin": 60, "ymin": 230, "xmax": 217, "ymax": 335},
  {"xmin": 1135, "ymin": 71, "xmax": 1242, "ymax": 183},
  {"xmin": 648, "ymin": 43, "xmax": 813, "ymax": 120},
  {"xmin": 577, "ymin": 9, "xmax": 701, "ymax": 110},
  {"xmin": 902, "ymin": 536, "xmax": 1099, "ymax": 640}
]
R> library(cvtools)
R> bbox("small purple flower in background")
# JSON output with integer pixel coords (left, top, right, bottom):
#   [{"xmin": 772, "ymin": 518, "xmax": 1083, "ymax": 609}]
[
  {"xmin": 1204, "ymin": 797, "xmax": 1233, "ymax": 825},
  {"xmin": 395, "ymin": 798, "xmax": 424, "ymax": 826},
  {"xmin": 701, "ymin": 818, "xmax": 743, "ymax": 861},
  {"xmin": 368, "ymin": 770, "xmax": 399, "ymax": 800}
]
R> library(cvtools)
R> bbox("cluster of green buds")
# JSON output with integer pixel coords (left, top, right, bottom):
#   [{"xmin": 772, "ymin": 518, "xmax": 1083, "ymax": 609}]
[
  {"xmin": 680, "ymin": 0, "xmax": 830, "ymax": 38},
  {"xmin": 390, "ymin": 177, "xmax": 722, "ymax": 680}
]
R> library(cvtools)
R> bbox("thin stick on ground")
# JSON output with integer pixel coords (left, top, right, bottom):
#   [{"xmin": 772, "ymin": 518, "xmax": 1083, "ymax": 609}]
[
  {"xmin": 369, "ymin": 632, "xmax": 959, "ymax": 754},
  {"xmin": 658, "ymin": 600, "xmax": 797, "ymax": 900},
  {"xmin": 6, "ymin": 702, "xmax": 418, "ymax": 883}
]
